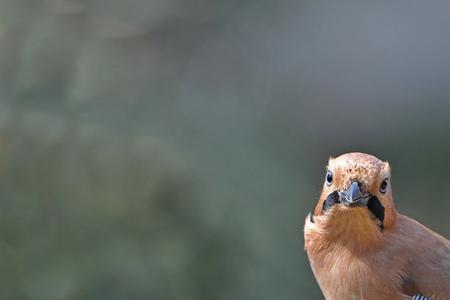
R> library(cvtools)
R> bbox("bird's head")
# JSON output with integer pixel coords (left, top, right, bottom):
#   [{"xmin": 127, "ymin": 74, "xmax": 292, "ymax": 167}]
[{"xmin": 310, "ymin": 152, "xmax": 397, "ymax": 245}]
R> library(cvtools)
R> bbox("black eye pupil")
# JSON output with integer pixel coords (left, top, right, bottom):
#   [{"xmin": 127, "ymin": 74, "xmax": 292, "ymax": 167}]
[
  {"xmin": 326, "ymin": 171, "xmax": 333, "ymax": 185},
  {"xmin": 380, "ymin": 179, "xmax": 388, "ymax": 193}
]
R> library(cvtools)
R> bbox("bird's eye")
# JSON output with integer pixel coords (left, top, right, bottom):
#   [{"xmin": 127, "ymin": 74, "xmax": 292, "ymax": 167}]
[
  {"xmin": 325, "ymin": 171, "xmax": 333, "ymax": 185},
  {"xmin": 380, "ymin": 179, "xmax": 388, "ymax": 193}
]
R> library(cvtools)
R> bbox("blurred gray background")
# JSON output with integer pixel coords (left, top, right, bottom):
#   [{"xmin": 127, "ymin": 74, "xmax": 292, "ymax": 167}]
[{"xmin": 1, "ymin": 0, "xmax": 450, "ymax": 299}]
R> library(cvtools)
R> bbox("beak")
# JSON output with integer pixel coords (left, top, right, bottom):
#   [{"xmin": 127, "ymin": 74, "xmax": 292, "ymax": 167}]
[{"xmin": 338, "ymin": 181, "xmax": 370, "ymax": 206}]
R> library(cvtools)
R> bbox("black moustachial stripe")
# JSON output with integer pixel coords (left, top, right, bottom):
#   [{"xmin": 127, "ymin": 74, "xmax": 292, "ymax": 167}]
[
  {"xmin": 367, "ymin": 196, "xmax": 385, "ymax": 229},
  {"xmin": 308, "ymin": 211, "xmax": 314, "ymax": 223},
  {"xmin": 322, "ymin": 191, "xmax": 340, "ymax": 211}
]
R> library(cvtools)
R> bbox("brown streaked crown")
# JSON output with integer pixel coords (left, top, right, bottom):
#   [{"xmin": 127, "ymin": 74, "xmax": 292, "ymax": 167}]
[
  {"xmin": 328, "ymin": 152, "xmax": 389, "ymax": 192},
  {"xmin": 314, "ymin": 152, "xmax": 397, "ymax": 229}
]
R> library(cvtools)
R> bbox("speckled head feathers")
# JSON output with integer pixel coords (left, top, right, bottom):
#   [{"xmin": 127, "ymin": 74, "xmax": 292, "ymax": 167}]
[
  {"xmin": 313, "ymin": 152, "xmax": 397, "ymax": 231},
  {"xmin": 328, "ymin": 152, "xmax": 390, "ymax": 193}
]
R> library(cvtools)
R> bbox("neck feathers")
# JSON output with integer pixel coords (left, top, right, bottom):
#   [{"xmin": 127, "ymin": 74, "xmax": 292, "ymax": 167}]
[{"xmin": 306, "ymin": 206, "xmax": 396, "ymax": 255}]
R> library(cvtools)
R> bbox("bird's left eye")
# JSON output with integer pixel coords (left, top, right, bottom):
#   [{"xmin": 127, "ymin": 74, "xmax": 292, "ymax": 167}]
[
  {"xmin": 325, "ymin": 170, "xmax": 333, "ymax": 185},
  {"xmin": 380, "ymin": 179, "xmax": 388, "ymax": 193}
]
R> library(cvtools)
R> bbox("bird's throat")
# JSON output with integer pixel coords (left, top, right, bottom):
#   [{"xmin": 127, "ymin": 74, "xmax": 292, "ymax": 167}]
[{"xmin": 310, "ymin": 206, "xmax": 385, "ymax": 254}]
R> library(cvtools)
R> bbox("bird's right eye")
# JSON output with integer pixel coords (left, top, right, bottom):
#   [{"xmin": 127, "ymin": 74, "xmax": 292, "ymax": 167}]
[
  {"xmin": 325, "ymin": 170, "xmax": 333, "ymax": 185},
  {"xmin": 380, "ymin": 178, "xmax": 388, "ymax": 193}
]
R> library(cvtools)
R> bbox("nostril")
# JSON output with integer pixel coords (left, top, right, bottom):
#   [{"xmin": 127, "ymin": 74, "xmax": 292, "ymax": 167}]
[{"xmin": 349, "ymin": 181, "xmax": 364, "ymax": 192}]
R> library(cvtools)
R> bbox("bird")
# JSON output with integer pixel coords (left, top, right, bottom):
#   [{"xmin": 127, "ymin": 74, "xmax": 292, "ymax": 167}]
[{"xmin": 304, "ymin": 152, "xmax": 450, "ymax": 300}]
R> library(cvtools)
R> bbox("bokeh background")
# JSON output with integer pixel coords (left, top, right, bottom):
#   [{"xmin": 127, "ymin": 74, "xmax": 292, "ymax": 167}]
[{"xmin": 1, "ymin": 0, "xmax": 450, "ymax": 299}]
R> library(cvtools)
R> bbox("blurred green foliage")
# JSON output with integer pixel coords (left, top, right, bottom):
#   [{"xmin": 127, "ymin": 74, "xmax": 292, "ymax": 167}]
[{"xmin": 0, "ymin": 0, "xmax": 450, "ymax": 299}]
